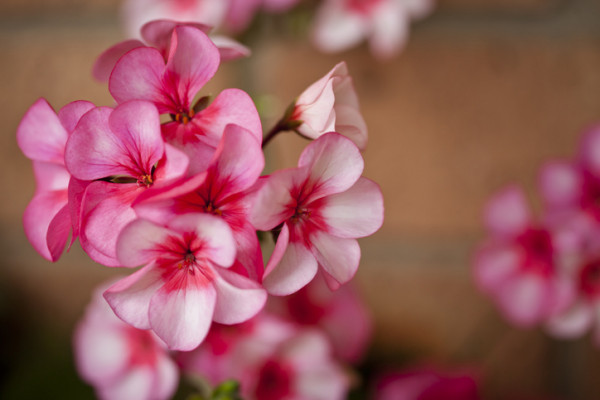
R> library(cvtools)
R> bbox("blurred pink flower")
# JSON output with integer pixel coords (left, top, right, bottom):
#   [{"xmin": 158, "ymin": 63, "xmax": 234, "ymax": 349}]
[
  {"xmin": 373, "ymin": 367, "xmax": 480, "ymax": 400},
  {"xmin": 291, "ymin": 62, "xmax": 368, "ymax": 150},
  {"xmin": 223, "ymin": 0, "xmax": 300, "ymax": 33},
  {"xmin": 178, "ymin": 312, "xmax": 350, "ymax": 400},
  {"xmin": 17, "ymin": 99, "xmax": 94, "ymax": 261},
  {"xmin": 473, "ymin": 186, "xmax": 574, "ymax": 328},
  {"xmin": 311, "ymin": 0, "xmax": 434, "ymax": 59},
  {"xmin": 250, "ymin": 132, "xmax": 384, "ymax": 295},
  {"xmin": 74, "ymin": 281, "xmax": 178, "ymax": 400},
  {"xmin": 268, "ymin": 272, "xmax": 372, "ymax": 363},
  {"xmin": 104, "ymin": 213, "xmax": 266, "ymax": 350}
]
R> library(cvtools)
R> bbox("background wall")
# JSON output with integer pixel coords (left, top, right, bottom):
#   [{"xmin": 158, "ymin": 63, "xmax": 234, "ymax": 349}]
[{"xmin": 1, "ymin": 0, "xmax": 600, "ymax": 398}]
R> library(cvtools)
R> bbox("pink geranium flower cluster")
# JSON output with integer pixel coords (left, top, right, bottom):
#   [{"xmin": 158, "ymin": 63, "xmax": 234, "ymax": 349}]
[
  {"xmin": 474, "ymin": 125, "xmax": 600, "ymax": 346},
  {"xmin": 17, "ymin": 19, "xmax": 383, "ymax": 399}
]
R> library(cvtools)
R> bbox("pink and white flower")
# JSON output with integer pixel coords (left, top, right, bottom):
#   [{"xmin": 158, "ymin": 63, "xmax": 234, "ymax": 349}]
[
  {"xmin": 473, "ymin": 186, "xmax": 575, "ymax": 328},
  {"xmin": 178, "ymin": 312, "xmax": 350, "ymax": 400},
  {"xmin": 251, "ymin": 132, "xmax": 384, "ymax": 295},
  {"xmin": 268, "ymin": 272, "xmax": 372, "ymax": 363},
  {"xmin": 133, "ymin": 124, "xmax": 265, "ymax": 281},
  {"xmin": 373, "ymin": 367, "xmax": 480, "ymax": 400},
  {"xmin": 64, "ymin": 100, "xmax": 189, "ymax": 266},
  {"xmin": 104, "ymin": 213, "xmax": 267, "ymax": 351},
  {"xmin": 107, "ymin": 23, "xmax": 261, "ymax": 174},
  {"xmin": 17, "ymin": 98, "xmax": 94, "ymax": 261},
  {"xmin": 74, "ymin": 281, "xmax": 179, "ymax": 400},
  {"xmin": 290, "ymin": 62, "xmax": 367, "ymax": 150},
  {"xmin": 311, "ymin": 0, "xmax": 434, "ymax": 59}
]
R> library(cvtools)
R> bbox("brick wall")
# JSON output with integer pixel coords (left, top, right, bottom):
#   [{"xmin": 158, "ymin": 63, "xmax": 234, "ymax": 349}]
[{"xmin": 2, "ymin": 0, "xmax": 600, "ymax": 398}]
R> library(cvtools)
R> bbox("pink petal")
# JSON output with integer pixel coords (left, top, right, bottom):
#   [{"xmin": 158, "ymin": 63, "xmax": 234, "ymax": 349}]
[
  {"xmin": 264, "ymin": 229, "xmax": 319, "ymax": 296},
  {"xmin": 497, "ymin": 273, "xmax": 547, "ymax": 327},
  {"xmin": 46, "ymin": 204, "xmax": 71, "ymax": 261},
  {"xmin": 310, "ymin": 231, "xmax": 360, "ymax": 287},
  {"xmin": 223, "ymin": 0, "xmax": 261, "ymax": 32},
  {"xmin": 334, "ymin": 104, "xmax": 368, "ymax": 150},
  {"xmin": 149, "ymin": 279, "xmax": 217, "ymax": 350},
  {"xmin": 66, "ymin": 102, "xmax": 164, "ymax": 181},
  {"xmin": 166, "ymin": 26, "xmax": 220, "ymax": 107},
  {"xmin": 154, "ymin": 143, "xmax": 189, "ymax": 183},
  {"xmin": 167, "ymin": 213, "xmax": 237, "ymax": 268},
  {"xmin": 98, "ymin": 367, "xmax": 155, "ymax": 400},
  {"xmin": 109, "ymin": 47, "xmax": 170, "ymax": 111},
  {"xmin": 318, "ymin": 177, "xmax": 384, "ymax": 238},
  {"xmin": 79, "ymin": 181, "xmax": 141, "ymax": 266},
  {"xmin": 472, "ymin": 245, "xmax": 519, "ymax": 292},
  {"xmin": 249, "ymin": 171, "xmax": 299, "ymax": 231},
  {"xmin": 311, "ymin": 4, "xmax": 367, "ymax": 53},
  {"xmin": 231, "ymin": 224, "xmax": 264, "ymax": 282},
  {"xmin": 104, "ymin": 263, "xmax": 165, "ymax": 330},
  {"xmin": 212, "ymin": 267, "xmax": 267, "ymax": 324},
  {"xmin": 484, "ymin": 185, "xmax": 531, "ymax": 238},
  {"xmin": 32, "ymin": 160, "xmax": 70, "ymax": 193},
  {"xmin": 191, "ymin": 88, "xmax": 263, "ymax": 147},
  {"xmin": 141, "ymin": 19, "xmax": 211, "ymax": 55},
  {"xmin": 68, "ymin": 177, "xmax": 91, "ymax": 246},
  {"xmin": 93, "ymin": 40, "xmax": 145, "ymax": 82},
  {"xmin": 161, "ymin": 122, "xmax": 217, "ymax": 175},
  {"xmin": 578, "ymin": 124, "xmax": 600, "ymax": 176},
  {"xmin": 211, "ymin": 35, "xmax": 252, "ymax": 61},
  {"xmin": 208, "ymin": 123, "xmax": 264, "ymax": 196},
  {"xmin": 546, "ymin": 301, "xmax": 593, "ymax": 339},
  {"xmin": 116, "ymin": 218, "xmax": 172, "ymax": 267},
  {"xmin": 370, "ymin": 1, "xmax": 409, "ymax": 59},
  {"xmin": 57, "ymin": 100, "xmax": 96, "ymax": 133},
  {"xmin": 17, "ymin": 98, "xmax": 68, "ymax": 164},
  {"xmin": 152, "ymin": 354, "xmax": 180, "ymax": 400},
  {"xmin": 295, "ymin": 79, "xmax": 336, "ymax": 139},
  {"xmin": 298, "ymin": 132, "xmax": 364, "ymax": 199},
  {"xmin": 538, "ymin": 161, "xmax": 581, "ymax": 209},
  {"xmin": 23, "ymin": 188, "xmax": 68, "ymax": 261}
]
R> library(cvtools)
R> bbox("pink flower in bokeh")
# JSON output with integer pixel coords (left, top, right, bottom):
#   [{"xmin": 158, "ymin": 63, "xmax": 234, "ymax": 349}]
[
  {"xmin": 133, "ymin": 124, "xmax": 265, "ymax": 281},
  {"xmin": 64, "ymin": 100, "xmax": 189, "ymax": 266},
  {"xmin": 74, "ymin": 281, "xmax": 178, "ymax": 400},
  {"xmin": 250, "ymin": 132, "xmax": 384, "ymax": 295},
  {"xmin": 17, "ymin": 98, "xmax": 94, "ymax": 261},
  {"xmin": 268, "ymin": 272, "xmax": 372, "ymax": 363},
  {"xmin": 107, "ymin": 23, "xmax": 261, "ymax": 174},
  {"xmin": 223, "ymin": 0, "xmax": 300, "ymax": 33},
  {"xmin": 178, "ymin": 312, "xmax": 350, "ymax": 400},
  {"xmin": 373, "ymin": 367, "xmax": 480, "ymax": 400},
  {"xmin": 104, "ymin": 213, "xmax": 267, "ymax": 350},
  {"xmin": 312, "ymin": 0, "xmax": 434, "ymax": 59},
  {"xmin": 473, "ymin": 186, "xmax": 574, "ymax": 328},
  {"xmin": 291, "ymin": 62, "xmax": 367, "ymax": 150}
]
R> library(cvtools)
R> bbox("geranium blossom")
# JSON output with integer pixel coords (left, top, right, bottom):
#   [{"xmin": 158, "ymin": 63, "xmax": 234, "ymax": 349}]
[
  {"xmin": 133, "ymin": 124, "xmax": 264, "ymax": 281},
  {"xmin": 178, "ymin": 312, "xmax": 350, "ymax": 400},
  {"xmin": 107, "ymin": 23, "xmax": 261, "ymax": 174},
  {"xmin": 17, "ymin": 98, "xmax": 94, "ymax": 261},
  {"xmin": 64, "ymin": 100, "xmax": 189, "ymax": 266},
  {"xmin": 251, "ymin": 132, "xmax": 384, "ymax": 295},
  {"xmin": 311, "ymin": 0, "xmax": 434, "ymax": 59},
  {"xmin": 104, "ymin": 213, "xmax": 267, "ymax": 350},
  {"xmin": 268, "ymin": 272, "xmax": 372, "ymax": 363},
  {"xmin": 74, "ymin": 281, "xmax": 178, "ymax": 400},
  {"xmin": 473, "ymin": 186, "xmax": 574, "ymax": 327}
]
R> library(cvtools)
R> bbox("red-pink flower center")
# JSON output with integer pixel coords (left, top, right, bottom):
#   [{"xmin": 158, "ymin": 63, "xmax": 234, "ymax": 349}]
[
  {"xmin": 579, "ymin": 259, "xmax": 600, "ymax": 299},
  {"xmin": 137, "ymin": 173, "xmax": 154, "ymax": 188},
  {"xmin": 125, "ymin": 327, "xmax": 160, "ymax": 366},
  {"xmin": 173, "ymin": 108, "xmax": 195, "ymax": 125},
  {"xmin": 157, "ymin": 232, "xmax": 214, "ymax": 283},
  {"xmin": 347, "ymin": 0, "xmax": 382, "ymax": 14},
  {"xmin": 286, "ymin": 287, "xmax": 327, "ymax": 325},
  {"xmin": 580, "ymin": 170, "xmax": 600, "ymax": 222},
  {"xmin": 255, "ymin": 359, "xmax": 294, "ymax": 400},
  {"xmin": 515, "ymin": 228, "xmax": 554, "ymax": 276}
]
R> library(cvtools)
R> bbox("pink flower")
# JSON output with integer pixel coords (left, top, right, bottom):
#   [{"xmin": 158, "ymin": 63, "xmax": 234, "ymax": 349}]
[
  {"xmin": 133, "ymin": 124, "xmax": 265, "ymax": 281},
  {"xmin": 121, "ymin": 0, "xmax": 228, "ymax": 38},
  {"xmin": 291, "ymin": 62, "xmax": 367, "ymax": 150},
  {"xmin": 373, "ymin": 367, "xmax": 480, "ymax": 400},
  {"xmin": 251, "ymin": 132, "xmax": 384, "ymax": 295},
  {"xmin": 74, "ymin": 281, "xmax": 178, "ymax": 400},
  {"xmin": 223, "ymin": 0, "xmax": 300, "ymax": 33},
  {"xmin": 473, "ymin": 186, "xmax": 574, "ymax": 328},
  {"xmin": 311, "ymin": 0, "xmax": 434, "ymax": 59},
  {"xmin": 64, "ymin": 100, "xmax": 189, "ymax": 266},
  {"xmin": 94, "ymin": 19, "xmax": 249, "ymax": 83},
  {"xmin": 17, "ymin": 98, "xmax": 94, "ymax": 261},
  {"xmin": 104, "ymin": 213, "xmax": 267, "ymax": 350},
  {"xmin": 178, "ymin": 313, "xmax": 350, "ymax": 400},
  {"xmin": 268, "ymin": 272, "xmax": 372, "ymax": 363},
  {"xmin": 107, "ymin": 23, "xmax": 261, "ymax": 174}
]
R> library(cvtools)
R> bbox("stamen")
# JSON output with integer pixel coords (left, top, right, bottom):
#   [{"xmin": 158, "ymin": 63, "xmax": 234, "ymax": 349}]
[{"xmin": 137, "ymin": 174, "xmax": 154, "ymax": 188}]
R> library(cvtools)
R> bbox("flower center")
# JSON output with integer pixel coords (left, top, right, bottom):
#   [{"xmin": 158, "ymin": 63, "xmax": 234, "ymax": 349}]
[
  {"xmin": 515, "ymin": 228, "xmax": 554, "ymax": 276},
  {"xmin": 137, "ymin": 173, "xmax": 154, "ymax": 188},
  {"xmin": 204, "ymin": 201, "xmax": 222, "ymax": 216},
  {"xmin": 173, "ymin": 109, "xmax": 195, "ymax": 124},
  {"xmin": 291, "ymin": 206, "xmax": 310, "ymax": 224},
  {"xmin": 579, "ymin": 259, "xmax": 600, "ymax": 299},
  {"xmin": 255, "ymin": 359, "xmax": 293, "ymax": 400}
]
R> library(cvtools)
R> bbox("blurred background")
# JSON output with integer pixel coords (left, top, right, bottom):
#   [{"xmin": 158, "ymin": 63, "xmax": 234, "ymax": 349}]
[{"xmin": 2, "ymin": 0, "xmax": 600, "ymax": 398}]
